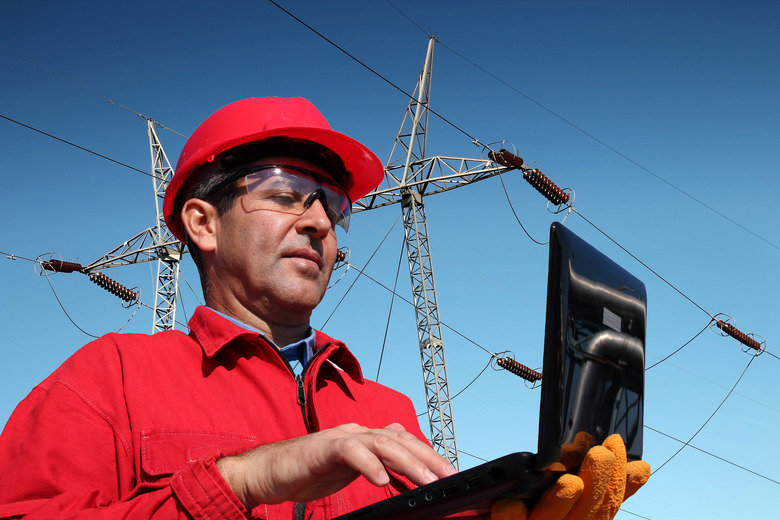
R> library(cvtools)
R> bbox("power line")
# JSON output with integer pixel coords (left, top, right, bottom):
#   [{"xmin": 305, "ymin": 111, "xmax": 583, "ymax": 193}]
[
  {"xmin": 645, "ymin": 321, "xmax": 711, "ymax": 371},
  {"xmin": 646, "ymin": 424, "xmax": 780, "ymax": 486},
  {"xmin": 619, "ymin": 510, "xmax": 653, "ymax": 520},
  {"xmin": 350, "ymin": 264, "xmax": 497, "ymax": 358},
  {"xmin": 265, "ymin": 0, "xmax": 487, "ymax": 150},
  {"xmin": 571, "ymin": 207, "xmax": 715, "ymax": 320},
  {"xmin": 37, "ymin": 258, "xmax": 144, "ymax": 338},
  {"xmin": 496, "ymin": 166, "xmax": 773, "ymax": 363},
  {"xmin": 763, "ymin": 349, "xmax": 780, "ymax": 362},
  {"xmin": 436, "ymin": 32, "xmax": 778, "ymax": 251},
  {"xmin": 375, "ymin": 238, "xmax": 407, "ymax": 382},
  {"xmin": 267, "ymin": 0, "xmax": 772, "ymax": 364},
  {"xmin": 2, "ymin": 250, "xmax": 194, "ymax": 333},
  {"xmin": 569, "ymin": 207, "xmax": 771, "ymax": 357},
  {"xmin": 0, "ymin": 114, "xmax": 159, "ymax": 180},
  {"xmin": 497, "ymin": 172, "xmax": 549, "ymax": 246},
  {"xmin": 318, "ymin": 214, "xmax": 403, "ymax": 330},
  {"xmin": 384, "ymin": 9, "xmax": 778, "ymax": 252},
  {"xmin": 415, "ymin": 358, "xmax": 495, "ymax": 419},
  {"xmin": 651, "ymin": 354, "xmax": 757, "ymax": 475},
  {"xmin": 38, "ymin": 260, "xmax": 100, "ymax": 339},
  {"xmin": 335, "ymin": 228, "xmax": 779, "ymax": 483}
]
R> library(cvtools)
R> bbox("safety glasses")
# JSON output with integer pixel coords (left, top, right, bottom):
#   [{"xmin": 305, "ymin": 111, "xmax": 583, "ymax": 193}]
[{"xmin": 208, "ymin": 165, "xmax": 351, "ymax": 231}]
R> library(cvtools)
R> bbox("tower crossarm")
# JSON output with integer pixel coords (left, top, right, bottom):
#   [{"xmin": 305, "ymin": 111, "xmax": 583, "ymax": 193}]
[
  {"xmin": 82, "ymin": 227, "xmax": 183, "ymax": 272},
  {"xmin": 353, "ymin": 155, "xmax": 513, "ymax": 213}
]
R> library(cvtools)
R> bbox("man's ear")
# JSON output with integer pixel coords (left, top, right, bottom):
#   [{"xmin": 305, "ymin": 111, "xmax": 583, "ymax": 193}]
[{"xmin": 181, "ymin": 198, "xmax": 218, "ymax": 253}]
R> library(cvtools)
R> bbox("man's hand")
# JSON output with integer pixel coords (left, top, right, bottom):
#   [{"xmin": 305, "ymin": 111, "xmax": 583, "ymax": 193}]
[
  {"xmin": 491, "ymin": 434, "xmax": 651, "ymax": 520},
  {"xmin": 216, "ymin": 422, "xmax": 457, "ymax": 510}
]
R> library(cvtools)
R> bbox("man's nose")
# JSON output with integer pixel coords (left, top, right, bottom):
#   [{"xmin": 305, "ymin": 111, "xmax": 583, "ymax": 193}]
[{"xmin": 299, "ymin": 193, "xmax": 333, "ymax": 233}]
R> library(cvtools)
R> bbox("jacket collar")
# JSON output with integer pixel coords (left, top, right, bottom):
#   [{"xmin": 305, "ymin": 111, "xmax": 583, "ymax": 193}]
[{"xmin": 187, "ymin": 306, "xmax": 364, "ymax": 383}]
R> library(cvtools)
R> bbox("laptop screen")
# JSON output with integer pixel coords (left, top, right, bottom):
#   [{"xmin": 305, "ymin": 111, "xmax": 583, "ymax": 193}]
[{"xmin": 537, "ymin": 222, "xmax": 646, "ymax": 466}]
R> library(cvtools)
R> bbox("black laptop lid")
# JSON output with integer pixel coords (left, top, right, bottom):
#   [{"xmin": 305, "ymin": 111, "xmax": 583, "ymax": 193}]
[
  {"xmin": 332, "ymin": 222, "xmax": 647, "ymax": 519},
  {"xmin": 538, "ymin": 222, "xmax": 646, "ymax": 464}
]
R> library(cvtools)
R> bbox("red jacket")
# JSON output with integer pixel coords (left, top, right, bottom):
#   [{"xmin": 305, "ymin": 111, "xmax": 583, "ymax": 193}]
[{"xmin": 0, "ymin": 306, "xmax": 426, "ymax": 519}]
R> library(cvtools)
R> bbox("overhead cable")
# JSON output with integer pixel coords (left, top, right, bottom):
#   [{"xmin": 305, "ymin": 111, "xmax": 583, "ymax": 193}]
[
  {"xmin": 645, "ymin": 424, "xmax": 780, "ymax": 486},
  {"xmin": 419, "ymin": 26, "xmax": 777, "ymax": 251},
  {"xmin": 375, "ymin": 239, "xmax": 407, "ymax": 382},
  {"xmin": 265, "ymin": 0, "xmax": 486, "ymax": 150},
  {"xmin": 650, "ymin": 354, "xmax": 757, "ymax": 475},
  {"xmin": 0, "ymin": 114, "xmax": 158, "ymax": 180}
]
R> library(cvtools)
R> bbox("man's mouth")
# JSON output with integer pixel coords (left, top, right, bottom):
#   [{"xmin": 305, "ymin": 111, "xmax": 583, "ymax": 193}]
[{"xmin": 286, "ymin": 248, "xmax": 323, "ymax": 269}]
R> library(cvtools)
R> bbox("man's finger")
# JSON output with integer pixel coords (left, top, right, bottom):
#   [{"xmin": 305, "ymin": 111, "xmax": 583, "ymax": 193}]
[
  {"xmin": 557, "ymin": 431, "xmax": 596, "ymax": 473},
  {"xmin": 527, "ymin": 473, "xmax": 584, "ymax": 520},
  {"xmin": 623, "ymin": 460, "xmax": 651, "ymax": 501},
  {"xmin": 492, "ymin": 497, "xmax": 529, "ymax": 520},
  {"xmin": 563, "ymin": 446, "xmax": 615, "ymax": 520},
  {"xmin": 593, "ymin": 435, "xmax": 627, "ymax": 520},
  {"xmin": 335, "ymin": 428, "xmax": 450, "ymax": 488}
]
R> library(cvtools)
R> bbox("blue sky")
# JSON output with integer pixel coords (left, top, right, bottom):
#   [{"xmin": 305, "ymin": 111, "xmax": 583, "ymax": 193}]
[{"xmin": 1, "ymin": 1, "xmax": 778, "ymax": 518}]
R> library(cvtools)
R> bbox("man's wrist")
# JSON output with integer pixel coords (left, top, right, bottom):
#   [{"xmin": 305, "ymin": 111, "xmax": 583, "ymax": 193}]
[{"xmin": 217, "ymin": 455, "xmax": 257, "ymax": 510}]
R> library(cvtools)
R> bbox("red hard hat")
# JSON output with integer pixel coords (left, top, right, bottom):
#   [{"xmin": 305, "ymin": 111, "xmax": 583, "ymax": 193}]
[{"xmin": 163, "ymin": 97, "xmax": 384, "ymax": 242}]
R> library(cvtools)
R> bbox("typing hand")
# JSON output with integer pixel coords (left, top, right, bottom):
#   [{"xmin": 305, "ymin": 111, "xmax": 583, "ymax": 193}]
[
  {"xmin": 216, "ymin": 422, "xmax": 457, "ymax": 509},
  {"xmin": 491, "ymin": 434, "xmax": 651, "ymax": 520}
]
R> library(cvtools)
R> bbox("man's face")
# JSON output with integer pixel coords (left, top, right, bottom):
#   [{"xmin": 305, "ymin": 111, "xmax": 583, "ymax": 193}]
[{"xmin": 206, "ymin": 156, "xmax": 342, "ymax": 326}]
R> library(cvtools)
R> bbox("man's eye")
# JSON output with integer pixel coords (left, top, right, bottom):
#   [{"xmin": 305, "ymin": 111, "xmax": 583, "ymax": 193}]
[{"xmin": 263, "ymin": 190, "xmax": 303, "ymax": 205}]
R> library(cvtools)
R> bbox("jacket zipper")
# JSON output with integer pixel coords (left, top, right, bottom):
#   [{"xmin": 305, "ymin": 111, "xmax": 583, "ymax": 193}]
[
  {"xmin": 295, "ymin": 372, "xmax": 311, "ymax": 433},
  {"xmin": 263, "ymin": 338, "xmax": 333, "ymax": 520},
  {"xmin": 290, "ymin": 340, "xmax": 332, "ymax": 435},
  {"xmin": 290, "ymin": 366, "xmax": 310, "ymax": 520},
  {"xmin": 291, "ymin": 343, "xmax": 332, "ymax": 520}
]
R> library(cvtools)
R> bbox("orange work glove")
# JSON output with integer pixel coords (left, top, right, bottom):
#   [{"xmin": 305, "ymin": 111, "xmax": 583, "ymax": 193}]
[{"xmin": 491, "ymin": 434, "xmax": 650, "ymax": 520}]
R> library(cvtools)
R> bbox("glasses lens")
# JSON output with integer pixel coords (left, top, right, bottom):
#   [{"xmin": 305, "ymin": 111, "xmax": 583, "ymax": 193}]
[{"xmin": 243, "ymin": 166, "xmax": 351, "ymax": 231}]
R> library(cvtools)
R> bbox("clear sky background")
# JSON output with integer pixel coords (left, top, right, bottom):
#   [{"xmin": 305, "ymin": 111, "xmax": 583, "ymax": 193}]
[{"xmin": 1, "ymin": 1, "xmax": 778, "ymax": 518}]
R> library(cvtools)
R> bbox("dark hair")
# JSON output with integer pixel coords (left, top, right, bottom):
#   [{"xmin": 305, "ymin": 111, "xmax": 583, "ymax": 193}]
[{"xmin": 181, "ymin": 166, "xmax": 241, "ymax": 295}]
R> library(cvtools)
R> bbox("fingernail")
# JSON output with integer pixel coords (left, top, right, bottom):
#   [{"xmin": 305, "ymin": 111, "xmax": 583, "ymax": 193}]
[
  {"xmin": 423, "ymin": 469, "xmax": 438, "ymax": 484},
  {"xmin": 376, "ymin": 470, "xmax": 390, "ymax": 485}
]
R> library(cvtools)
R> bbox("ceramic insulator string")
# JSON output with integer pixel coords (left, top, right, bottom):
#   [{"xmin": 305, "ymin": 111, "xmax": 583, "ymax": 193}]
[
  {"xmin": 40, "ymin": 259, "xmax": 83, "ymax": 273},
  {"xmin": 716, "ymin": 320, "xmax": 762, "ymax": 351},
  {"xmin": 496, "ymin": 357, "xmax": 542, "ymax": 382},
  {"xmin": 88, "ymin": 272, "xmax": 138, "ymax": 303},
  {"xmin": 522, "ymin": 168, "xmax": 570, "ymax": 206},
  {"xmin": 488, "ymin": 148, "xmax": 525, "ymax": 169},
  {"xmin": 489, "ymin": 149, "xmax": 569, "ymax": 205}
]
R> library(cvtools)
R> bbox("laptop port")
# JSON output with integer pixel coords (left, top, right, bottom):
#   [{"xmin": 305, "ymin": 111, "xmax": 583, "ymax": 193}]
[
  {"xmin": 441, "ymin": 483, "xmax": 459, "ymax": 497},
  {"xmin": 464, "ymin": 475, "xmax": 483, "ymax": 489}
]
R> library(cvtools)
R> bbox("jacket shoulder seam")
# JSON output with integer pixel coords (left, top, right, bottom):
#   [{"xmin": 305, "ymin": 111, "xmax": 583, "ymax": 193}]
[{"xmin": 52, "ymin": 378, "xmax": 132, "ymax": 458}]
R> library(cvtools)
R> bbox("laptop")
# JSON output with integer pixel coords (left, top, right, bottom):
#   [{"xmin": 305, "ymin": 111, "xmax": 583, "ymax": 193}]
[{"xmin": 334, "ymin": 221, "xmax": 647, "ymax": 520}]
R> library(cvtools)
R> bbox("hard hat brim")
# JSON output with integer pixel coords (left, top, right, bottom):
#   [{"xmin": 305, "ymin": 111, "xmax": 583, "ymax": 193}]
[{"xmin": 164, "ymin": 125, "xmax": 384, "ymax": 242}]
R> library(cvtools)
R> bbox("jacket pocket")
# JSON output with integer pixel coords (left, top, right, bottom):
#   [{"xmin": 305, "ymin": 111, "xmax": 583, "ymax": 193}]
[{"xmin": 140, "ymin": 429, "xmax": 257, "ymax": 479}]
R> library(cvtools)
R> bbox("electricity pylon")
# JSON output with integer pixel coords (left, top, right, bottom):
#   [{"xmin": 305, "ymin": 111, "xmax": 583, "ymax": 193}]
[
  {"xmin": 353, "ymin": 36, "xmax": 512, "ymax": 468},
  {"xmin": 82, "ymin": 119, "xmax": 185, "ymax": 332}
]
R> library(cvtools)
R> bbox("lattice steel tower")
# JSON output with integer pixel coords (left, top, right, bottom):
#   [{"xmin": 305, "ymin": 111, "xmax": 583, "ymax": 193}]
[
  {"xmin": 354, "ymin": 36, "xmax": 512, "ymax": 468},
  {"xmin": 82, "ymin": 119, "xmax": 185, "ymax": 332}
]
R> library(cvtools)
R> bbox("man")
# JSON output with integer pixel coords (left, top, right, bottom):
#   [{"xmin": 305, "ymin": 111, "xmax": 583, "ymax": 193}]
[{"xmin": 0, "ymin": 97, "xmax": 647, "ymax": 520}]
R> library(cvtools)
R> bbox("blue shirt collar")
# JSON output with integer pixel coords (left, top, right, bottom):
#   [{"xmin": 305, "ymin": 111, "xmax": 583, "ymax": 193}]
[{"xmin": 206, "ymin": 307, "xmax": 316, "ymax": 368}]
